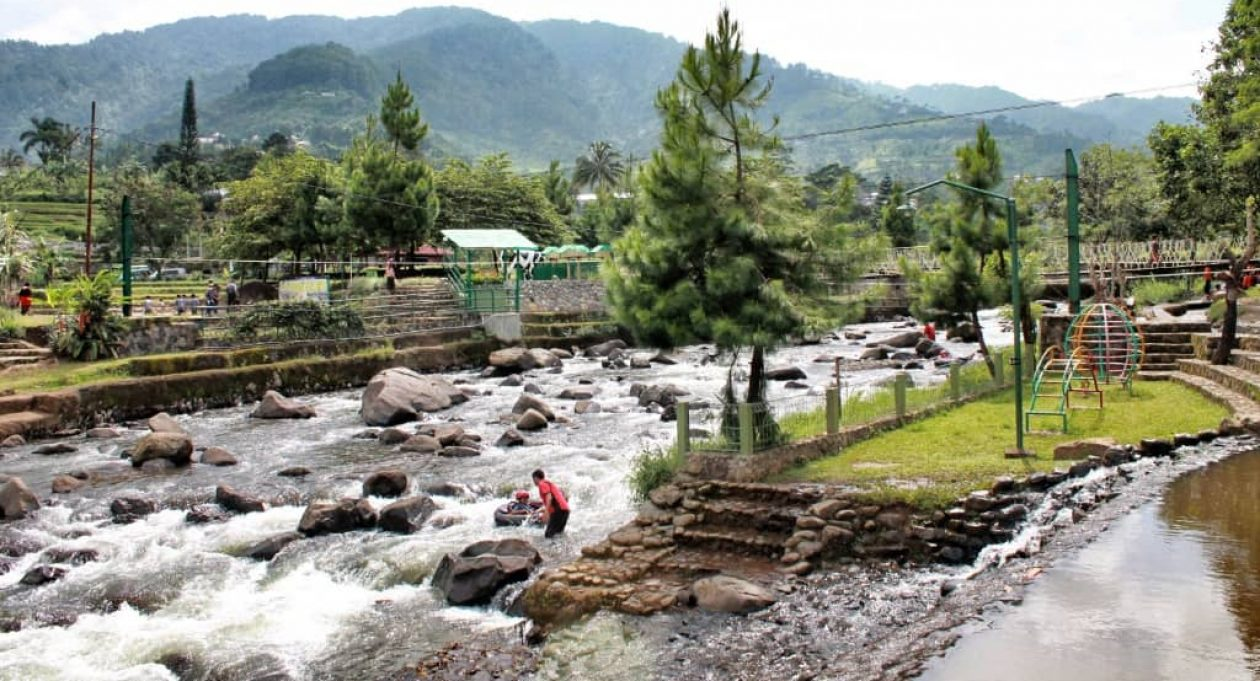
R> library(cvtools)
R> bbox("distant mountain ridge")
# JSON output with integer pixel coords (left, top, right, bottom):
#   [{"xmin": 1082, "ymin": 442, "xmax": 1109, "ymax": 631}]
[{"xmin": 0, "ymin": 9, "xmax": 1198, "ymax": 178}]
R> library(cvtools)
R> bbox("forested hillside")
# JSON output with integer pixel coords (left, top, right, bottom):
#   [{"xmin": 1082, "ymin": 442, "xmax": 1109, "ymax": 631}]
[{"xmin": 0, "ymin": 9, "xmax": 1195, "ymax": 175}]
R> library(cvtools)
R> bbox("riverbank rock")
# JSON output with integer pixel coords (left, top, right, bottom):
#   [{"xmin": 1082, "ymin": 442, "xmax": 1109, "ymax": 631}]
[
  {"xmin": 34, "ymin": 443, "xmax": 77, "ymax": 455},
  {"xmin": 216, "ymin": 485, "xmax": 267, "ymax": 514},
  {"xmin": 0, "ymin": 434, "xmax": 24, "ymax": 447},
  {"xmin": 692, "ymin": 575, "xmax": 777, "ymax": 613},
  {"xmin": 584, "ymin": 339, "xmax": 627, "ymax": 358},
  {"xmin": 766, "ymin": 366, "xmax": 807, "ymax": 381},
  {"xmin": 242, "ymin": 532, "xmax": 303, "ymax": 561},
  {"xmin": 378, "ymin": 495, "xmax": 439, "ymax": 534},
  {"xmin": 250, "ymin": 391, "xmax": 316, "ymax": 419},
  {"xmin": 0, "ymin": 478, "xmax": 39, "ymax": 520},
  {"xmin": 363, "ymin": 470, "xmax": 408, "ymax": 498},
  {"xmin": 147, "ymin": 413, "xmax": 186, "ymax": 435},
  {"xmin": 431, "ymin": 539, "xmax": 542, "ymax": 605},
  {"xmin": 297, "ymin": 498, "xmax": 377, "ymax": 536},
  {"xmin": 512, "ymin": 394, "xmax": 556, "ymax": 421},
  {"xmin": 490, "ymin": 347, "xmax": 563, "ymax": 374},
  {"xmin": 1053, "ymin": 437, "xmax": 1117, "ymax": 461},
  {"xmin": 130, "ymin": 433, "xmax": 193, "ymax": 468},
  {"xmin": 51, "ymin": 475, "xmax": 86, "ymax": 494},
  {"xmin": 110, "ymin": 497, "xmax": 156, "ymax": 524},
  {"xmin": 516, "ymin": 409, "xmax": 548, "ymax": 431},
  {"xmin": 360, "ymin": 368, "xmax": 468, "ymax": 426},
  {"xmin": 200, "ymin": 447, "xmax": 238, "ymax": 466}
]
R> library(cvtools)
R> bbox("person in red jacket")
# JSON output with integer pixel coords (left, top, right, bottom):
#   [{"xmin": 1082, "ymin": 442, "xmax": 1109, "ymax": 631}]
[
  {"xmin": 532, "ymin": 468, "xmax": 570, "ymax": 539},
  {"xmin": 923, "ymin": 321, "xmax": 936, "ymax": 342}
]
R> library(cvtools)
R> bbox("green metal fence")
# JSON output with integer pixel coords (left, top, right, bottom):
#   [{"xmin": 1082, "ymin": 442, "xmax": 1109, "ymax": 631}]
[{"xmin": 678, "ymin": 357, "xmax": 1007, "ymax": 456}]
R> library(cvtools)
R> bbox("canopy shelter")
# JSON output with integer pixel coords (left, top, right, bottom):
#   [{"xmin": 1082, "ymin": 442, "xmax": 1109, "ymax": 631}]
[{"xmin": 440, "ymin": 229, "xmax": 538, "ymax": 313}]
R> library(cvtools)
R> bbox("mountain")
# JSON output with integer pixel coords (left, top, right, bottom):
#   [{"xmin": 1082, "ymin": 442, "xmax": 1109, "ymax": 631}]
[
  {"xmin": 877, "ymin": 83, "xmax": 1195, "ymax": 147},
  {"xmin": 0, "ymin": 10, "xmax": 1196, "ymax": 178}
]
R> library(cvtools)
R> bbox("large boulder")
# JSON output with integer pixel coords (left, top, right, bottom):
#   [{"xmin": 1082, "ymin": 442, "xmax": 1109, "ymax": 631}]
[
  {"xmin": 584, "ymin": 339, "xmax": 628, "ymax": 358},
  {"xmin": 515, "ymin": 409, "xmax": 548, "ymax": 431},
  {"xmin": 362, "ymin": 470, "xmax": 408, "ymax": 498},
  {"xmin": 215, "ymin": 485, "xmax": 267, "ymax": 514},
  {"xmin": 1053, "ymin": 437, "xmax": 1117, "ymax": 461},
  {"xmin": 360, "ymin": 368, "xmax": 468, "ymax": 426},
  {"xmin": 496, "ymin": 429, "xmax": 525, "ymax": 447},
  {"xmin": 512, "ymin": 394, "xmax": 555, "ymax": 421},
  {"xmin": 297, "ymin": 498, "xmax": 378, "ymax": 536},
  {"xmin": 488, "ymin": 347, "xmax": 561, "ymax": 373},
  {"xmin": 147, "ymin": 413, "xmax": 187, "ymax": 435},
  {"xmin": 378, "ymin": 495, "xmax": 439, "ymax": 534},
  {"xmin": 250, "ymin": 391, "xmax": 316, "ymax": 419},
  {"xmin": 876, "ymin": 330, "xmax": 922, "ymax": 349},
  {"xmin": 859, "ymin": 347, "xmax": 886, "ymax": 361},
  {"xmin": 0, "ymin": 478, "xmax": 39, "ymax": 520},
  {"xmin": 431, "ymin": 539, "xmax": 542, "ymax": 605},
  {"xmin": 765, "ymin": 366, "xmax": 807, "ymax": 381},
  {"xmin": 692, "ymin": 575, "xmax": 777, "ymax": 613},
  {"xmin": 130, "ymin": 433, "xmax": 193, "ymax": 468},
  {"xmin": 242, "ymin": 532, "xmax": 303, "ymax": 561}
]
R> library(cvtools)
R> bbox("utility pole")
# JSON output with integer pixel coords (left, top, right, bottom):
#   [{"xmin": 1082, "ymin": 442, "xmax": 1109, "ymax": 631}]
[
  {"xmin": 85, "ymin": 100, "xmax": 97, "ymax": 275},
  {"xmin": 1066, "ymin": 149, "xmax": 1081, "ymax": 313}
]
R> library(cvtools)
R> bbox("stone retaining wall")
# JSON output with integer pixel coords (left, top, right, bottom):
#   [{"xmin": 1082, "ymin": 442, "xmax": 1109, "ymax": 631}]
[
  {"xmin": 521, "ymin": 280, "xmax": 606, "ymax": 314},
  {"xmin": 116, "ymin": 318, "xmax": 202, "ymax": 357}
]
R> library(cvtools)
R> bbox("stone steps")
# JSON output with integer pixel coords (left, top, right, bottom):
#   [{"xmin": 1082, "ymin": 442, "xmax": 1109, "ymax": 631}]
[
  {"xmin": 0, "ymin": 410, "xmax": 61, "ymax": 439},
  {"xmin": 672, "ymin": 526, "xmax": 788, "ymax": 558},
  {"xmin": 1137, "ymin": 322, "xmax": 1212, "ymax": 334},
  {"xmin": 1230, "ymin": 350, "xmax": 1260, "ymax": 376},
  {"xmin": 687, "ymin": 499, "xmax": 802, "ymax": 535},
  {"xmin": 1169, "ymin": 371, "xmax": 1260, "ymax": 422},
  {"xmin": 1143, "ymin": 342, "xmax": 1195, "ymax": 355},
  {"xmin": 1178, "ymin": 359, "xmax": 1260, "ymax": 402}
]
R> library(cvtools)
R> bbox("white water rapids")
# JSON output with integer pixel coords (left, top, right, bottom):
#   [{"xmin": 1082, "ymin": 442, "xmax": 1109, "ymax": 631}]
[{"xmin": 0, "ymin": 314, "xmax": 1007, "ymax": 680}]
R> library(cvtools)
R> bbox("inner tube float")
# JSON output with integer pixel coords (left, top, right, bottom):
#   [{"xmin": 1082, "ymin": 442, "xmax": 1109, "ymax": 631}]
[{"xmin": 494, "ymin": 501, "xmax": 543, "ymax": 527}]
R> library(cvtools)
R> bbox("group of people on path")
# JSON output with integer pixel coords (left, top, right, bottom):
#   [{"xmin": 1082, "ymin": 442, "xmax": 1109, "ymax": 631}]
[
  {"xmin": 1204, "ymin": 266, "xmax": 1258, "ymax": 297},
  {"xmin": 168, "ymin": 281, "xmax": 239, "ymax": 316}
]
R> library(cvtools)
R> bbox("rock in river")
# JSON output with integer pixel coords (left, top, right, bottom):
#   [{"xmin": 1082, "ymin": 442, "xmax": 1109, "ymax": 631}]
[
  {"xmin": 511, "ymin": 394, "xmax": 555, "ymax": 421},
  {"xmin": 297, "ymin": 498, "xmax": 378, "ymax": 536},
  {"xmin": 362, "ymin": 470, "xmax": 408, "ymax": 498},
  {"xmin": 378, "ymin": 495, "xmax": 439, "ymax": 534},
  {"xmin": 130, "ymin": 432, "xmax": 193, "ymax": 468},
  {"xmin": 360, "ymin": 367, "xmax": 469, "ymax": 426},
  {"xmin": 147, "ymin": 412, "xmax": 187, "ymax": 435},
  {"xmin": 250, "ymin": 391, "xmax": 316, "ymax": 419},
  {"xmin": 242, "ymin": 532, "xmax": 303, "ymax": 561},
  {"xmin": 431, "ymin": 539, "xmax": 542, "ymax": 605},
  {"xmin": 692, "ymin": 575, "xmax": 777, "ymax": 613},
  {"xmin": 0, "ymin": 477, "xmax": 40, "ymax": 520},
  {"xmin": 216, "ymin": 485, "xmax": 267, "ymax": 514},
  {"xmin": 515, "ymin": 409, "xmax": 548, "ymax": 431},
  {"xmin": 200, "ymin": 447, "xmax": 238, "ymax": 466},
  {"xmin": 765, "ymin": 366, "xmax": 807, "ymax": 381}
]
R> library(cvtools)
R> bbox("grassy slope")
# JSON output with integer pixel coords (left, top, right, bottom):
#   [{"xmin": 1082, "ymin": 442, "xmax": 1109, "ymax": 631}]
[{"xmin": 777, "ymin": 381, "xmax": 1229, "ymax": 508}]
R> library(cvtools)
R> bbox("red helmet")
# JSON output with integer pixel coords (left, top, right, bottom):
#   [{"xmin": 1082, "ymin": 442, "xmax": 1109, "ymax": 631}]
[{"xmin": 514, "ymin": 490, "xmax": 530, "ymax": 501}]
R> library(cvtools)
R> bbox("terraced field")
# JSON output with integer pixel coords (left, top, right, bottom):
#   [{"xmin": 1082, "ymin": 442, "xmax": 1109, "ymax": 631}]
[{"xmin": 7, "ymin": 201, "xmax": 91, "ymax": 241}]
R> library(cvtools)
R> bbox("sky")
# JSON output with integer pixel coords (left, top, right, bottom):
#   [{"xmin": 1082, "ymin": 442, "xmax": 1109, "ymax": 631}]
[{"xmin": 0, "ymin": 0, "xmax": 1230, "ymax": 102}]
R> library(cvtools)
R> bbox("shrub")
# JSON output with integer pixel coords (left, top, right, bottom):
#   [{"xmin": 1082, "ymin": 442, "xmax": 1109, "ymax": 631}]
[
  {"xmin": 628, "ymin": 445, "xmax": 682, "ymax": 501},
  {"xmin": 1131, "ymin": 277, "xmax": 1195, "ymax": 307},
  {"xmin": 347, "ymin": 275, "xmax": 383, "ymax": 297},
  {"xmin": 47, "ymin": 271, "xmax": 127, "ymax": 361},
  {"xmin": 0, "ymin": 308, "xmax": 22, "ymax": 340},
  {"xmin": 229, "ymin": 300, "xmax": 364, "ymax": 341}
]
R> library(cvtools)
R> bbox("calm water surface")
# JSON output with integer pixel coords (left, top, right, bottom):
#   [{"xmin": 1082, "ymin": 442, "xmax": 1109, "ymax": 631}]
[{"xmin": 919, "ymin": 449, "xmax": 1260, "ymax": 681}]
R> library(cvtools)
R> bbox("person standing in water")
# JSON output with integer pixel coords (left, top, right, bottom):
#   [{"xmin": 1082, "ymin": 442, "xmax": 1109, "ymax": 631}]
[{"xmin": 532, "ymin": 469, "xmax": 570, "ymax": 539}]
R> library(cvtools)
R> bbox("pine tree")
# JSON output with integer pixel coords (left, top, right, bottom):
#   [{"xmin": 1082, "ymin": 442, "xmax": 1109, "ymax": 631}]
[
  {"xmin": 344, "ymin": 116, "xmax": 439, "ymax": 255},
  {"xmin": 880, "ymin": 183, "xmax": 915, "ymax": 247},
  {"xmin": 176, "ymin": 78, "xmax": 200, "ymax": 189},
  {"xmin": 607, "ymin": 9, "xmax": 859, "ymax": 428},
  {"xmin": 379, "ymin": 71, "xmax": 427, "ymax": 157}
]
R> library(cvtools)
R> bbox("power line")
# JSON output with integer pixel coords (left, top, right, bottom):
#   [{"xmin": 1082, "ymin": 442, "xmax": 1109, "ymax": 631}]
[{"xmin": 782, "ymin": 82, "xmax": 1197, "ymax": 142}]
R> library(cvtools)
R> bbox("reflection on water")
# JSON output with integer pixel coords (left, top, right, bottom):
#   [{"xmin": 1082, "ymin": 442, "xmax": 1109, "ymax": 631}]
[{"xmin": 919, "ymin": 450, "xmax": 1260, "ymax": 681}]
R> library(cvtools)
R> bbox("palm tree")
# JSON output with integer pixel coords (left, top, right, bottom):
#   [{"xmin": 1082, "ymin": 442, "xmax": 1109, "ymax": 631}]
[
  {"xmin": 573, "ymin": 141, "xmax": 625, "ymax": 192},
  {"xmin": 19, "ymin": 117, "xmax": 80, "ymax": 165}
]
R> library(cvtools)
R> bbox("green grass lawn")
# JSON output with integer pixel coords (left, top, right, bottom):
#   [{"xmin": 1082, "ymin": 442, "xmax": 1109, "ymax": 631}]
[
  {"xmin": 776, "ymin": 380, "xmax": 1230, "ymax": 508},
  {"xmin": 0, "ymin": 359, "xmax": 131, "ymax": 393}
]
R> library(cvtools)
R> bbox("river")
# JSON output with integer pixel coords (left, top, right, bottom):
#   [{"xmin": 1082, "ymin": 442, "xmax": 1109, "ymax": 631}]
[
  {"xmin": 917, "ymin": 449, "xmax": 1260, "ymax": 681},
  {"xmin": 0, "ymin": 316, "xmax": 1001, "ymax": 680}
]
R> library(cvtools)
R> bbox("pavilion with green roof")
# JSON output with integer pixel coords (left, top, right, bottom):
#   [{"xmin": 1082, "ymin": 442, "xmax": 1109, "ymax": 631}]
[{"xmin": 441, "ymin": 229, "xmax": 537, "ymax": 313}]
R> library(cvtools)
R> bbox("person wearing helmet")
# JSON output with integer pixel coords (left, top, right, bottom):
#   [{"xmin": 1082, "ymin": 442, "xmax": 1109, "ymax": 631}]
[{"xmin": 506, "ymin": 490, "xmax": 534, "ymax": 514}]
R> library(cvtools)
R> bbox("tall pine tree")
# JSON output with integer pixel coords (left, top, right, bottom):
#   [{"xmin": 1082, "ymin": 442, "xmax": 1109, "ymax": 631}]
[
  {"xmin": 607, "ymin": 9, "xmax": 859, "ymax": 428},
  {"xmin": 175, "ymin": 78, "xmax": 200, "ymax": 190},
  {"xmin": 380, "ymin": 71, "xmax": 428, "ymax": 157}
]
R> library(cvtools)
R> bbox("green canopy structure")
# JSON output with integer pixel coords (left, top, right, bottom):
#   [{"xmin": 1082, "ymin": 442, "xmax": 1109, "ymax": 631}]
[{"xmin": 441, "ymin": 229, "xmax": 538, "ymax": 313}]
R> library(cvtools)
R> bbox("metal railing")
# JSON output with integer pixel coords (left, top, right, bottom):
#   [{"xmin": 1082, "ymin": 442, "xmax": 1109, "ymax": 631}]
[
  {"xmin": 870, "ymin": 236, "xmax": 1251, "ymax": 274},
  {"xmin": 676, "ymin": 357, "xmax": 1008, "ymax": 455}
]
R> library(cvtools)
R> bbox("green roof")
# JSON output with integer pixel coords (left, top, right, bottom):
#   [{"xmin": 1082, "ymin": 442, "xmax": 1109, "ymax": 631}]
[{"xmin": 441, "ymin": 229, "xmax": 537, "ymax": 250}]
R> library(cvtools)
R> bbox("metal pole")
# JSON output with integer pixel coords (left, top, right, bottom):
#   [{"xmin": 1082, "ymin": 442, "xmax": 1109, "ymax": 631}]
[
  {"xmin": 121, "ymin": 195, "xmax": 133, "ymax": 317},
  {"xmin": 85, "ymin": 101, "xmax": 96, "ymax": 275},
  {"xmin": 1008, "ymin": 198, "xmax": 1025, "ymax": 455},
  {"xmin": 1066, "ymin": 149, "xmax": 1081, "ymax": 313}
]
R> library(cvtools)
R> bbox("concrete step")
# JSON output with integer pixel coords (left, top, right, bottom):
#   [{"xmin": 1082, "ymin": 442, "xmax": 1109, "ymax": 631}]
[
  {"xmin": 1178, "ymin": 359, "xmax": 1260, "ymax": 402},
  {"xmin": 0, "ymin": 356, "xmax": 49, "ymax": 368},
  {"xmin": 1140, "ymin": 362, "xmax": 1180, "ymax": 372},
  {"xmin": 1142, "ymin": 353, "xmax": 1190, "ymax": 366},
  {"xmin": 1143, "ymin": 342, "xmax": 1195, "ymax": 355},
  {"xmin": 0, "ymin": 410, "xmax": 60, "ymax": 439},
  {"xmin": 1137, "ymin": 322, "xmax": 1213, "ymax": 334},
  {"xmin": 1136, "ymin": 370, "xmax": 1176, "ymax": 381},
  {"xmin": 1230, "ymin": 350, "xmax": 1260, "ymax": 376},
  {"xmin": 1169, "ymin": 371, "xmax": 1260, "ymax": 422},
  {"xmin": 1140, "ymin": 332, "xmax": 1196, "ymax": 345}
]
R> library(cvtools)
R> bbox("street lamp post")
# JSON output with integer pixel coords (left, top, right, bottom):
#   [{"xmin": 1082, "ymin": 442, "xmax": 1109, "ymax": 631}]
[{"xmin": 905, "ymin": 179, "xmax": 1030, "ymax": 457}]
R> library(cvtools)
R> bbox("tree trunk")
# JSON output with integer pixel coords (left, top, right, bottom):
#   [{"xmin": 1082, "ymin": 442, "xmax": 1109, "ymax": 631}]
[
  {"xmin": 746, "ymin": 345, "xmax": 767, "ymax": 404},
  {"xmin": 973, "ymin": 308, "xmax": 996, "ymax": 378},
  {"xmin": 1211, "ymin": 198, "xmax": 1257, "ymax": 366},
  {"xmin": 1021, "ymin": 300, "xmax": 1036, "ymax": 345}
]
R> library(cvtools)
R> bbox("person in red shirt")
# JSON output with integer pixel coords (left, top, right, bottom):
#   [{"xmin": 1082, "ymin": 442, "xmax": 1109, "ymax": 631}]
[
  {"xmin": 923, "ymin": 321, "xmax": 936, "ymax": 342},
  {"xmin": 532, "ymin": 468, "xmax": 570, "ymax": 539}
]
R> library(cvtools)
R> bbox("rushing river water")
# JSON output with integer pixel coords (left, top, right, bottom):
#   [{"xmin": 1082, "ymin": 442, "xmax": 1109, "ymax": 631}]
[
  {"xmin": 0, "ymin": 316, "xmax": 1004, "ymax": 681},
  {"xmin": 918, "ymin": 449, "xmax": 1260, "ymax": 681}
]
